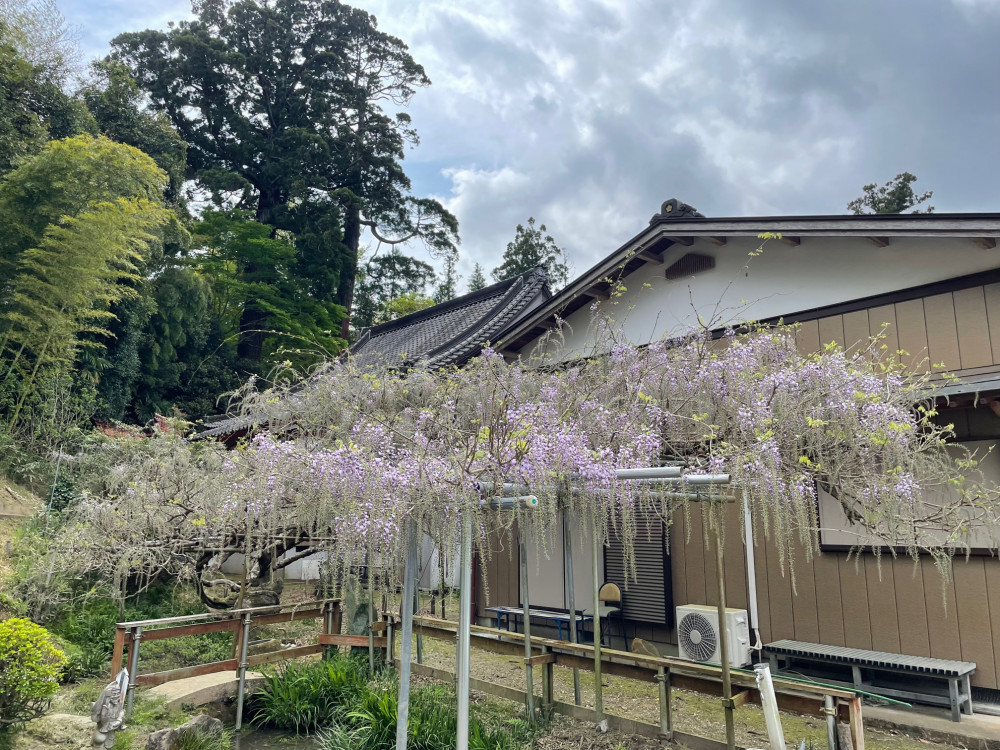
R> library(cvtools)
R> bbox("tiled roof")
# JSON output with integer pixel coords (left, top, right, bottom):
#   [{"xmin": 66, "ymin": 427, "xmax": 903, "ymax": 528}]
[
  {"xmin": 349, "ymin": 267, "xmax": 550, "ymax": 369},
  {"xmin": 193, "ymin": 268, "xmax": 550, "ymax": 441}
]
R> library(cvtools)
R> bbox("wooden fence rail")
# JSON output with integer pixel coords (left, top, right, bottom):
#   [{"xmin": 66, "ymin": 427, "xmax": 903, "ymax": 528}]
[
  {"xmin": 110, "ymin": 598, "xmax": 345, "ymax": 718},
  {"xmin": 408, "ymin": 615, "xmax": 866, "ymax": 750}
]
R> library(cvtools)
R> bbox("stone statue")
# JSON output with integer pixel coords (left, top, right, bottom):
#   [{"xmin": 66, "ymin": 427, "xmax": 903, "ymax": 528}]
[{"xmin": 91, "ymin": 674, "xmax": 126, "ymax": 749}]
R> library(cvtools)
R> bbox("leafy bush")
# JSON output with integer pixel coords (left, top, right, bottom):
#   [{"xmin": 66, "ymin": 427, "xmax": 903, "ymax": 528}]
[
  {"xmin": 0, "ymin": 618, "xmax": 66, "ymax": 728},
  {"xmin": 249, "ymin": 654, "xmax": 369, "ymax": 735},
  {"xmin": 317, "ymin": 678, "xmax": 533, "ymax": 750}
]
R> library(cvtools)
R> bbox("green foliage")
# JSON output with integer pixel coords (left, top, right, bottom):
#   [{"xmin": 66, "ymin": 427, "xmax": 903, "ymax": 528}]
[
  {"xmin": 467, "ymin": 263, "xmax": 487, "ymax": 293},
  {"xmin": 491, "ymin": 217, "xmax": 568, "ymax": 289},
  {"xmin": 82, "ymin": 60, "xmax": 189, "ymax": 207},
  {"xmin": 317, "ymin": 679, "xmax": 531, "ymax": 750},
  {"xmin": 249, "ymin": 654, "xmax": 369, "ymax": 734},
  {"xmin": 847, "ymin": 172, "xmax": 934, "ymax": 214},
  {"xmin": 0, "ymin": 196, "xmax": 172, "ymax": 431},
  {"xmin": 353, "ymin": 249, "xmax": 437, "ymax": 331},
  {"xmin": 433, "ymin": 254, "xmax": 459, "ymax": 304},
  {"xmin": 0, "ymin": 19, "xmax": 93, "ymax": 179},
  {"xmin": 194, "ymin": 209, "xmax": 345, "ymax": 368},
  {"xmin": 0, "ymin": 617, "xmax": 66, "ymax": 727},
  {"xmin": 111, "ymin": 0, "xmax": 459, "ymax": 352},
  {"xmin": 0, "ymin": 134, "xmax": 166, "ymax": 274}
]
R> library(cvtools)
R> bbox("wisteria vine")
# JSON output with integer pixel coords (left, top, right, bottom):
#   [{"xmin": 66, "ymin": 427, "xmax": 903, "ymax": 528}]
[{"xmin": 47, "ymin": 325, "xmax": 1000, "ymax": 604}]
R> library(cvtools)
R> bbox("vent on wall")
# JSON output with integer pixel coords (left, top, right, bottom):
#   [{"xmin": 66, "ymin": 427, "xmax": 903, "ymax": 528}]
[{"xmin": 665, "ymin": 252, "xmax": 715, "ymax": 280}]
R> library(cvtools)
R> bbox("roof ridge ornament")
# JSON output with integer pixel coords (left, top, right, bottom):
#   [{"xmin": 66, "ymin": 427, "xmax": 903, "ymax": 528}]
[{"xmin": 651, "ymin": 198, "xmax": 705, "ymax": 223}]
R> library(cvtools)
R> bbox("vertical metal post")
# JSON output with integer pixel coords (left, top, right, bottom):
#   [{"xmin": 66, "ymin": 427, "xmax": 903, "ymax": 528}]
[
  {"xmin": 368, "ymin": 583, "xmax": 376, "ymax": 673},
  {"xmin": 456, "ymin": 511, "xmax": 473, "ymax": 750},
  {"xmin": 714, "ymin": 516, "xmax": 736, "ymax": 750},
  {"xmin": 592, "ymin": 525, "xmax": 603, "ymax": 720},
  {"xmin": 125, "ymin": 626, "xmax": 142, "ymax": 718},
  {"xmin": 414, "ymin": 559, "xmax": 423, "ymax": 665},
  {"xmin": 235, "ymin": 613, "xmax": 252, "ymax": 730},
  {"xmin": 562, "ymin": 508, "xmax": 581, "ymax": 705},
  {"xmin": 395, "ymin": 518, "xmax": 418, "ymax": 750},
  {"xmin": 743, "ymin": 488, "xmax": 761, "ymax": 651},
  {"xmin": 518, "ymin": 526, "xmax": 535, "ymax": 722},
  {"xmin": 824, "ymin": 695, "xmax": 837, "ymax": 750},
  {"xmin": 657, "ymin": 666, "xmax": 673, "ymax": 740}
]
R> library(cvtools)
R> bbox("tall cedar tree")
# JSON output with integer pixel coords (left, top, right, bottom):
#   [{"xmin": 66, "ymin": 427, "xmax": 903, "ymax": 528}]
[
  {"xmin": 352, "ymin": 249, "xmax": 436, "ymax": 332},
  {"xmin": 111, "ymin": 0, "xmax": 459, "ymax": 361},
  {"xmin": 492, "ymin": 217, "xmax": 568, "ymax": 288},
  {"xmin": 847, "ymin": 172, "xmax": 934, "ymax": 214},
  {"xmin": 467, "ymin": 263, "xmax": 487, "ymax": 293}
]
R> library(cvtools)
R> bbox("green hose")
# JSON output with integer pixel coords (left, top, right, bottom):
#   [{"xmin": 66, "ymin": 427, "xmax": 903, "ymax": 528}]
[{"xmin": 707, "ymin": 663, "xmax": 914, "ymax": 708}]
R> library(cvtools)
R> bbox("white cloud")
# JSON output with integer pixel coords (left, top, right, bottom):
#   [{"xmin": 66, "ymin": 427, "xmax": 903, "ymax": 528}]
[{"xmin": 63, "ymin": 0, "xmax": 1000, "ymax": 291}]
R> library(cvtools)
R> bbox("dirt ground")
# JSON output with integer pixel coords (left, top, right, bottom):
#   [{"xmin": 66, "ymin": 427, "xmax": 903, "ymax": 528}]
[{"xmin": 403, "ymin": 602, "xmax": 967, "ymax": 750}]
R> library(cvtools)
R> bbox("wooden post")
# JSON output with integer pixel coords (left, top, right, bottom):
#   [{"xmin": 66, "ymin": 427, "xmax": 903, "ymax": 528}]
[
  {"xmin": 849, "ymin": 695, "xmax": 865, "ymax": 750},
  {"xmin": 110, "ymin": 626, "xmax": 127, "ymax": 679},
  {"xmin": 541, "ymin": 645, "xmax": 553, "ymax": 712},
  {"xmin": 657, "ymin": 665, "xmax": 673, "ymax": 740}
]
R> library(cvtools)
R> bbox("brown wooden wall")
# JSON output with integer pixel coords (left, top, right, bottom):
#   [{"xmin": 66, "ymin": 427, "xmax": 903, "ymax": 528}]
[
  {"xmin": 480, "ymin": 281, "xmax": 1000, "ymax": 690},
  {"xmin": 793, "ymin": 281, "xmax": 1000, "ymax": 378}
]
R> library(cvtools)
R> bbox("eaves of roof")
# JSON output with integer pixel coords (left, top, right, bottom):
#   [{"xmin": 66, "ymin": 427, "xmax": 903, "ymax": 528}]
[{"xmin": 497, "ymin": 207, "xmax": 1000, "ymax": 354}]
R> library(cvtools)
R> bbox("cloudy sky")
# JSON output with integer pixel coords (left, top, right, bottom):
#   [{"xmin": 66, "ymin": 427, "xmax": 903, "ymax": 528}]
[{"xmin": 62, "ymin": 0, "xmax": 1000, "ymax": 285}]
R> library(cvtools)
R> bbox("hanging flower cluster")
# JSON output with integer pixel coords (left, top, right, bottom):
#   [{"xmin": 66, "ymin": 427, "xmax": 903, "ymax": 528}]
[{"xmin": 51, "ymin": 325, "xmax": 1000, "ymax": 602}]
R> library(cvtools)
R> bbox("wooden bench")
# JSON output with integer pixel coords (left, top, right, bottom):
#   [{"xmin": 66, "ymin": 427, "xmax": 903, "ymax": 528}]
[{"xmin": 765, "ymin": 639, "xmax": 976, "ymax": 722}]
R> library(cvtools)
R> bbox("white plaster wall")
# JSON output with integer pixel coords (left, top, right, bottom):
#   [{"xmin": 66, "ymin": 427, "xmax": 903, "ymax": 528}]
[{"xmin": 541, "ymin": 236, "xmax": 1000, "ymax": 361}]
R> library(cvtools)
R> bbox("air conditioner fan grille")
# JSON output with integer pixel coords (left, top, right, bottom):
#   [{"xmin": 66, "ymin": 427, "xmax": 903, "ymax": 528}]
[{"xmin": 679, "ymin": 612, "xmax": 717, "ymax": 662}]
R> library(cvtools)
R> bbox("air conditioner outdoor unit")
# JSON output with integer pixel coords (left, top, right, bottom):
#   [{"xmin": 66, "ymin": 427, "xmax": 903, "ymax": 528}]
[{"xmin": 676, "ymin": 604, "xmax": 752, "ymax": 667}]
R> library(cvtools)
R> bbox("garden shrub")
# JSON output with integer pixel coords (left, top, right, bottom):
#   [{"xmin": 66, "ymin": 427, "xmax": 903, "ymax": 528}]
[
  {"xmin": 249, "ymin": 654, "xmax": 369, "ymax": 735},
  {"xmin": 0, "ymin": 618, "xmax": 66, "ymax": 728}
]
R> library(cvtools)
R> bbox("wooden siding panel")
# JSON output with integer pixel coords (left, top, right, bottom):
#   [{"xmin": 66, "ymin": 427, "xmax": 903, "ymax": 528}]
[
  {"xmin": 895, "ymin": 299, "xmax": 930, "ymax": 373},
  {"xmin": 923, "ymin": 558, "xmax": 962, "ymax": 662},
  {"xmin": 683, "ymin": 509, "xmax": 707, "ymax": 605},
  {"xmin": 789, "ymin": 546, "xmax": 820, "ymax": 643},
  {"xmin": 813, "ymin": 552, "xmax": 846, "ymax": 647},
  {"xmin": 985, "ymin": 561, "xmax": 1000, "ymax": 688},
  {"xmin": 752, "ymin": 517, "xmax": 773, "ymax": 644},
  {"xmin": 670, "ymin": 515, "xmax": 688, "ymax": 611},
  {"xmin": 892, "ymin": 558, "xmax": 931, "ymax": 658},
  {"xmin": 923, "ymin": 293, "xmax": 961, "ymax": 371},
  {"xmin": 953, "ymin": 287, "xmax": 993, "ymax": 370},
  {"xmin": 838, "ymin": 557, "xmax": 873, "ymax": 649},
  {"xmin": 983, "ymin": 283, "xmax": 1000, "ymax": 365},
  {"xmin": 868, "ymin": 303, "xmax": 899, "ymax": 366},
  {"xmin": 864, "ymin": 557, "xmax": 901, "ymax": 653},
  {"xmin": 817, "ymin": 315, "xmax": 846, "ymax": 351},
  {"xmin": 795, "ymin": 319, "xmax": 821, "ymax": 355},
  {"xmin": 952, "ymin": 558, "xmax": 997, "ymax": 689},
  {"xmin": 842, "ymin": 310, "xmax": 871, "ymax": 353},
  {"xmin": 764, "ymin": 537, "xmax": 795, "ymax": 642},
  {"xmin": 703, "ymin": 509, "xmax": 719, "ymax": 607},
  {"xmin": 724, "ymin": 504, "xmax": 749, "ymax": 612}
]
